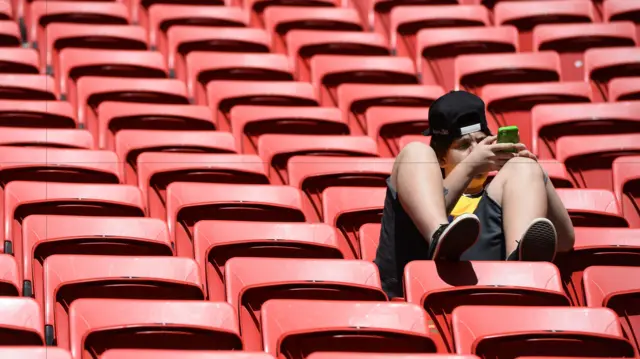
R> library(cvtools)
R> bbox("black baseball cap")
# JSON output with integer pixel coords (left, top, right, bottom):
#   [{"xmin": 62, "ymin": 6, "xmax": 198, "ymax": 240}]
[{"xmin": 423, "ymin": 91, "xmax": 492, "ymax": 138}]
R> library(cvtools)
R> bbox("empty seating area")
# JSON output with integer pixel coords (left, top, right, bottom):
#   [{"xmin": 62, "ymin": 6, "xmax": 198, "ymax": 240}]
[{"xmin": 0, "ymin": 0, "xmax": 639, "ymax": 358}]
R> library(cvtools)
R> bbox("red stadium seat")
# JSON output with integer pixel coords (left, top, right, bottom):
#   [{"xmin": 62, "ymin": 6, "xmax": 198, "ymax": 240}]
[
  {"xmin": 28, "ymin": 1, "xmax": 129, "ymax": 46},
  {"xmin": 184, "ymin": 52, "xmax": 294, "ymax": 104},
  {"xmin": 364, "ymin": 107, "xmax": 429, "ymax": 157},
  {"xmin": 229, "ymin": 106, "xmax": 349, "ymax": 154},
  {"xmin": 361, "ymin": 0, "xmax": 458, "ymax": 42},
  {"xmin": 165, "ymin": 26, "xmax": 270, "ymax": 78},
  {"xmin": 0, "ymin": 255, "xmax": 19, "ymax": 295},
  {"xmin": 391, "ymin": 5, "xmax": 490, "ymax": 59},
  {"xmin": 257, "ymin": 134, "xmax": 379, "ymax": 185},
  {"xmin": 533, "ymin": 22, "xmax": 637, "ymax": 82},
  {"xmin": 0, "ymin": 74, "xmax": 56, "ymax": 100},
  {"xmin": 138, "ymin": 152, "xmax": 268, "ymax": 220},
  {"xmin": 0, "ymin": 128, "xmax": 92, "ymax": 148},
  {"xmin": 556, "ymin": 134, "xmax": 640, "ymax": 190},
  {"xmin": 43, "ymin": 24, "xmax": 147, "ymax": 77},
  {"xmin": 1, "ymin": 182, "xmax": 145, "ymax": 265},
  {"xmin": 262, "ymin": 300, "xmax": 437, "ymax": 358},
  {"xmin": 207, "ymin": 81, "xmax": 318, "ymax": 131},
  {"xmin": 0, "ymin": 48, "xmax": 39, "ymax": 74},
  {"xmin": 69, "ymin": 299, "xmax": 241, "ymax": 358},
  {"xmin": 604, "ymin": 0, "xmax": 640, "ymax": 39},
  {"xmin": 21, "ymin": 215, "xmax": 172, "ymax": 298},
  {"xmin": 0, "ymin": 100, "xmax": 75, "ymax": 128},
  {"xmin": 455, "ymin": 51, "xmax": 561, "ymax": 93},
  {"xmin": 311, "ymin": 55, "xmax": 418, "ymax": 106},
  {"xmin": 336, "ymin": 83, "xmax": 444, "ymax": 135},
  {"xmin": 0, "ymin": 297, "xmax": 44, "ymax": 345},
  {"xmin": 399, "ymin": 135, "xmax": 431, "ymax": 150},
  {"xmin": 417, "ymin": 26, "xmax": 519, "ymax": 91},
  {"xmin": 224, "ymin": 257, "xmax": 387, "ymax": 350},
  {"xmin": 288, "ymin": 156, "xmax": 392, "ymax": 220},
  {"xmin": 101, "ymin": 350, "xmax": 275, "ymax": 359},
  {"xmin": 0, "ymin": 2, "xmax": 11, "ymax": 20},
  {"xmin": 308, "ymin": 354, "xmax": 479, "ymax": 359},
  {"xmin": 531, "ymin": 102, "xmax": 640, "ymax": 159},
  {"xmin": 585, "ymin": 47, "xmax": 640, "ymax": 101},
  {"xmin": 556, "ymin": 188, "xmax": 628, "ymax": 227},
  {"xmin": 359, "ymin": 223, "xmax": 381, "ymax": 261},
  {"xmin": 287, "ymin": 30, "xmax": 389, "ymax": 82},
  {"xmin": 75, "ymin": 77, "xmax": 189, "ymax": 140},
  {"xmin": 612, "ymin": 156, "xmax": 640, "ymax": 228},
  {"xmin": 452, "ymin": 306, "xmax": 636, "ymax": 357},
  {"xmin": 494, "ymin": 0, "xmax": 595, "ymax": 51},
  {"xmin": 242, "ymin": 0, "xmax": 341, "ymax": 27},
  {"xmin": 322, "ymin": 187, "xmax": 385, "ymax": 259},
  {"xmin": 554, "ymin": 227, "xmax": 640, "ymax": 305},
  {"xmin": 57, "ymin": 49, "xmax": 167, "ymax": 101},
  {"xmin": 115, "ymin": 130, "xmax": 236, "ymax": 184},
  {"xmin": 0, "ymin": 147, "xmax": 122, "ymax": 204},
  {"xmin": 43, "ymin": 255, "xmax": 204, "ymax": 347},
  {"xmin": 609, "ymin": 77, "xmax": 640, "ymax": 102},
  {"xmin": 194, "ymin": 221, "xmax": 343, "ymax": 300},
  {"xmin": 264, "ymin": 7, "xmax": 364, "ymax": 53},
  {"xmin": 405, "ymin": 261, "xmax": 570, "ymax": 352},
  {"xmin": 0, "ymin": 347, "xmax": 71, "ymax": 359},
  {"xmin": 583, "ymin": 266, "xmax": 640, "ymax": 353},
  {"xmin": 482, "ymin": 81, "xmax": 592, "ymax": 149},
  {"xmin": 166, "ymin": 182, "xmax": 308, "ymax": 257},
  {"xmin": 98, "ymin": 102, "xmax": 215, "ymax": 150},
  {"xmin": 0, "ymin": 21, "xmax": 21, "ymax": 47},
  {"xmin": 147, "ymin": 5, "xmax": 247, "ymax": 52}
]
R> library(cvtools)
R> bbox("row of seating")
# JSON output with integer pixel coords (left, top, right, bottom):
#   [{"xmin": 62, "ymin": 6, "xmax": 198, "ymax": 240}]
[{"xmin": 0, "ymin": 253, "xmax": 638, "ymax": 356}]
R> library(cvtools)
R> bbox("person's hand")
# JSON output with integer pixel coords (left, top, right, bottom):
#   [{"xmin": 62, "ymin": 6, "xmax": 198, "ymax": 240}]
[
  {"xmin": 516, "ymin": 149, "xmax": 538, "ymax": 162},
  {"xmin": 461, "ymin": 135, "xmax": 526, "ymax": 175}
]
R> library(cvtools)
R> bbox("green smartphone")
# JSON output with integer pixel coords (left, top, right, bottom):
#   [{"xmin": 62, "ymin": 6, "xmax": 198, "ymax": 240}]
[{"xmin": 497, "ymin": 126, "xmax": 520, "ymax": 152}]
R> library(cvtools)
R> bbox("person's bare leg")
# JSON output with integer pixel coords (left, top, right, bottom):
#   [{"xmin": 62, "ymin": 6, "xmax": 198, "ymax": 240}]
[
  {"xmin": 392, "ymin": 142, "xmax": 449, "ymax": 239},
  {"xmin": 486, "ymin": 157, "xmax": 555, "ymax": 259},
  {"xmin": 392, "ymin": 142, "xmax": 479, "ymax": 260}
]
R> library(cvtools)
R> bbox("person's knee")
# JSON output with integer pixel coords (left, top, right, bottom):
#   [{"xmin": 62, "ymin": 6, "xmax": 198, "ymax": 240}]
[
  {"xmin": 398, "ymin": 141, "xmax": 438, "ymax": 162},
  {"xmin": 392, "ymin": 141, "xmax": 440, "ymax": 187},
  {"xmin": 487, "ymin": 157, "xmax": 544, "ymax": 203},
  {"xmin": 501, "ymin": 157, "xmax": 544, "ymax": 178}
]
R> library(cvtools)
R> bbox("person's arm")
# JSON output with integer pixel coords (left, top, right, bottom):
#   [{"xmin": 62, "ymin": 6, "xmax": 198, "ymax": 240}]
[
  {"xmin": 544, "ymin": 175, "xmax": 575, "ymax": 252},
  {"xmin": 442, "ymin": 163, "xmax": 476, "ymax": 214}
]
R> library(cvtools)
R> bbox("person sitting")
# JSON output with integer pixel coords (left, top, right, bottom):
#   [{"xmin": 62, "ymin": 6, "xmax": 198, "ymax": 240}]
[{"xmin": 374, "ymin": 91, "xmax": 575, "ymax": 299}]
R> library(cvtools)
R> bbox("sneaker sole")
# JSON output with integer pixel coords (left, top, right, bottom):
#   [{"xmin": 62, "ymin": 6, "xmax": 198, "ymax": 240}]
[
  {"xmin": 433, "ymin": 214, "xmax": 480, "ymax": 261},
  {"xmin": 519, "ymin": 218, "xmax": 557, "ymax": 262}
]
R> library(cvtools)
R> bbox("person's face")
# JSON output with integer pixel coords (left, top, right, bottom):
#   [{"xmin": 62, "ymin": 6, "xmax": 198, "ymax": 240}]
[{"xmin": 442, "ymin": 131, "xmax": 489, "ymax": 183}]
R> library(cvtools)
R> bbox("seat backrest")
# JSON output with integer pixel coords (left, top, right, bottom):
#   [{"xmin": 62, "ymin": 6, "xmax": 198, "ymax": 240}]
[
  {"xmin": 21, "ymin": 215, "xmax": 173, "ymax": 298},
  {"xmin": 531, "ymin": 101, "xmax": 640, "ymax": 159},
  {"xmin": 583, "ymin": 266, "xmax": 640, "ymax": 353},
  {"xmin": 224, "ymin": 257, "xmax": 386, "ymax": 350},
  {"xmin": 101, "ymin": 350, "xmax": 275, "ymax": 359},
  {"xmin": 405, "ymin": 261, "xmax": 569, "ymax": 352},
  {"xmin": 453, "ymin": 306, "xmax": 635, "ymax": 358},
  {"xmin": 554, "ymin": 227, "xmax": 640, "ymax": 306},
  {"xmin": 166, "ymin": 182, "xmax": 307, "ymax": 257},
  {"xmin": 0, "ymin": 297, "xmax": 44, "ymax": 346},
  {"xmin": 261, "ymin": 300, "xmax": 437, "ymax": 359},
  {"xmin": 69, "ymin": 299, "xmax": 241, "ymax": 358},
  {"xmin": 43, "ymin": 254, "xmax": 204, "ymax": 347},
  {"xmin": 194, "ymin": 220, "xmax": 343, "ymax": 301},
  {"xmin": 555, "ymin": 188, "xmax": 628, "ymax": 228},
  {"xmin": 322, "ymin": 186, "xmax": 386, "ymax": 259}
]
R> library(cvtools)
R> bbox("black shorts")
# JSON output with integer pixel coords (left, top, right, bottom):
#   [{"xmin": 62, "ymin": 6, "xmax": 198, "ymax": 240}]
[{"xmin": 458, "ymin": 192, "xmax": 505, "ymax": 261}]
